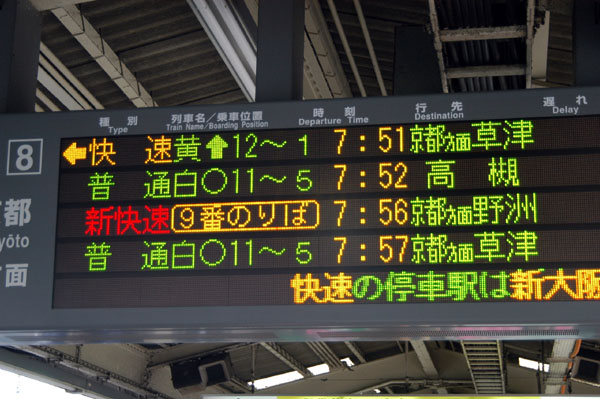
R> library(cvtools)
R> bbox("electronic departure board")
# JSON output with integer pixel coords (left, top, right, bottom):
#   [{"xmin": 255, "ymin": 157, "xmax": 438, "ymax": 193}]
[
  {"xmin": 54, "ymin": 117, "xmax": 600, "ymax": 308},
  {"xmin": 1, "ymin": 87, "xmax": 600, "ymax": 343}
]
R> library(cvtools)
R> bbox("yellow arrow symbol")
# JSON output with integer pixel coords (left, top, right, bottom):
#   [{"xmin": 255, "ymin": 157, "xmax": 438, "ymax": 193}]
[{"xmin": 63, "ymin": 142, "xmax": 87, "ymax": 165}]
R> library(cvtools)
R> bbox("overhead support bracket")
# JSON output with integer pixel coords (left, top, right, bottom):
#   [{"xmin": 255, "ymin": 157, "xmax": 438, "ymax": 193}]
[
  {"xmin": 0, "ymin": 0, "xmax": 41, "ymax": 113},
  {"xmin": 255, "ymin": 0, "xmax": 305, "ymax": 102}
]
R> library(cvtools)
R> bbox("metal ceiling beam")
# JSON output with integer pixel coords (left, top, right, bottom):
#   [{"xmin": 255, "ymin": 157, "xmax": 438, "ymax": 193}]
[
  {"xmin": 0, "ymin": 347, "xmax": 142, "ymax": 399},
  {"xmin": 353, "ymin": 378, "xmax": 473, "ymax": 394},
  {"xmin": 544, "ymin": 339, "xmax": 577, "ymax": 394},
  {"xmin": 52, "ymin": 5, "xmax": 155, "ymax": 108},
  {"xmin": 305, "ymin": 0, "xmax": 351, "ymax": 98},
  {"xmin": 30, "ymin": 0, "xmax": 94, "ymax": 11},
  {"xmin": 12, "ymin": 346, "xmax": 172, "ymax": 399},
  {"xmin": 306, "ymin": 342, "xmax": 343, "ymax": 369},
  {"xmin": 37, "ymin": 67, "xmax": 83, "ymax": 111},
  {"xmin": 410, "ymin": 341, "xmax": 438, "ymax": 378},
  {"xmin": 440, "ymin": 25, "xmax": 527, "ymax": 42},
  {"xmin": 227, "ymin": 376, "xmax": 253, "ymax": 393},
  {"xmin": 36, "ymin": 89, "xmax": 60, "ymax": 111},
  {"xmin": 397, "ymin": 340, "xmax": 408, "ymax": 353},
  {"xmin": 38, "ymin": 43, "xmax": 103, "ymax": 111},
  {"xmin": 531, "ymin": 10, "xmax": 550, "ymax": 85},
  {"xmin": 40, "ymin": 42, "xmax": 102, "ymax": 109},
  {"xmin": 256, "ymin": 348, "xmax": 473, "ymax": 394},
  {"xmin": 525, "ymin": 0, "xmax": 536, "ymax": 88},
  {"xmin": 427, "ymin": 0, "xmax": 449, "ymax": 93},
  {"xmin": 326, "ymin": 0, "xmax": 366, "ymax": 97},
  {"xmin": 36, "ymin": 41, "xmax": 103, "ymax": 112},
  {"xmin": 410, "ymin": 340, "xmax": 448, "ymax": 394},
  {"xmin": 344, "ymin": 341, "xmax": 366, "ymax": 364},
  {"xmin": 352, "ymin": 0, "xmax": 386, "ymax": 96},
  {"xmin": 243, "ymin": 0, "xmax": 351, "ymax": 99},
  {"xmin": 446, "ymin": 65, "xmax": 526, "ymax": 79},
  {"xmin": 572, "ymin": 378, "xmax": 600, "ymax": 389},
  {"xmin": 188, "ymin": 0, "xmax": 256, "ymax": 101},
  {"xmin": 259, "ymin": 342, "xmax": 311, "ymax": 377},
  {"xmin": 303, "ymin": 35, "xmax": 333, "ymax": 99}
]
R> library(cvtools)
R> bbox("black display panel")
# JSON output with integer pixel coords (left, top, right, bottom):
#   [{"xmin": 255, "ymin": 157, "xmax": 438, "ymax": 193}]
[{"xmin": 54, "ymin": 116, "xmax": 600, "ymax": 308}]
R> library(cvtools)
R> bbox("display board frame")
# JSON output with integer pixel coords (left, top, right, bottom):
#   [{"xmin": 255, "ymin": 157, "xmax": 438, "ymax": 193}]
[{"xmin": 0, "ymin": 86, "xmax": 599, "ymax": 344}]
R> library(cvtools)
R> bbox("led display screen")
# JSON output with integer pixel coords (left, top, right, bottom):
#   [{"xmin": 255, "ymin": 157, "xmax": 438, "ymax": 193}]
[{"xmin": 53, "ymin": 116, "xmax": 600, "ymax": 308}]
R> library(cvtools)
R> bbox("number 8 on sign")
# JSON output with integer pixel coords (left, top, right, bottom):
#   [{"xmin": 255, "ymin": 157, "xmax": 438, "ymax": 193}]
[{"xmin": 6, "ymin": 139, "xmax": 43, "ymax": 175}]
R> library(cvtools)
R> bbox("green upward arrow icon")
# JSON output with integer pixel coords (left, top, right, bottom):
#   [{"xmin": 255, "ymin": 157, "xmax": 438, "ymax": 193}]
[{"xmin": 206, "ymin": 134, "xmax": 228, "ymax": 159}]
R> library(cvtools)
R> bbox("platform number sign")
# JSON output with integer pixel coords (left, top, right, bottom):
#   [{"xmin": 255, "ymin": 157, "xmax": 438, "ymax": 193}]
[{"xmin": 6, "ymin": 139, "xmax": 43, "ymax": 175}]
